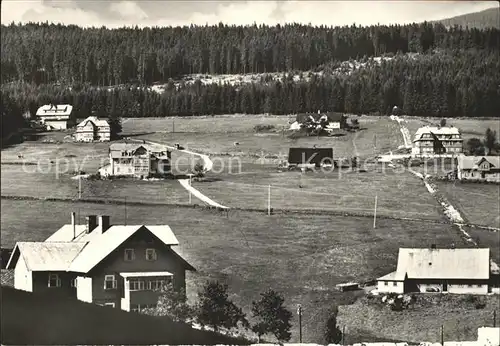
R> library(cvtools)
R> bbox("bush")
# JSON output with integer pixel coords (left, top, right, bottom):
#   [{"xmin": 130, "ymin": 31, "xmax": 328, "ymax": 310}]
[{"xmin": 254, "ymin": 124, "xmax": 276, "ymax": 132}]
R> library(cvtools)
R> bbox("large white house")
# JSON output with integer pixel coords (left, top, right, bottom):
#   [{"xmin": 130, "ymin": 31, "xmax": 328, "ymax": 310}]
[
  {"xmin": 412, "ymin": 126, "xmax": 463, "ymax": 157},
  {"xmin": 36, "ymin": 104, "xmax": 73, "ymax": 130},
  {"xmin": 75, "ymin": 116, "xmax": 111, "ymax": 142},
  {"xmin": 377, "ymin": 247, "xmax": 494, "ymax": 295}
]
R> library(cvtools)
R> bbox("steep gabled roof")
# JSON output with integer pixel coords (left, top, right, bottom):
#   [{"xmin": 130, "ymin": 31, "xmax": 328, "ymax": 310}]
[
  {"xmin": 7, "ymin": 242, "xmax": 88, "ymax": 271},
  {"xmin": 413, "ymin": 126, "xmax": 462, "ymax": 142},
  {"xmin": 77, "ymin": 116, "xmax": 110, "ymax": 128},
  {"xmin": 396, "ymin": 248, "xmax": 490, "ymax": 280},
  {"xmin": 458, "ymin": 156, "xmax": 500, "ymax": 170},
  {"xmin": 36, "ymin": 104, "xmax": 73, "ymax": 117},
  {"xmin": 67, "ymin": 225, "xmax": 180, "ymax": 273},
  {"xmin": 296, "ymin": 112, "xmax": 345, "ymax": 123}
]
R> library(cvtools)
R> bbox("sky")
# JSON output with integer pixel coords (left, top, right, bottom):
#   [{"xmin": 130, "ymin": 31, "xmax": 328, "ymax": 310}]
[{"xmin": 1, "ymin": 0, "xmax": 498, "ymax": 28}]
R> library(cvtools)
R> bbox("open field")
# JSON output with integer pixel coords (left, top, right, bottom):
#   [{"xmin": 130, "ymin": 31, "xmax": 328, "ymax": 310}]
[
  {"xmin": 124, "ymin": 115, "xmax": 405, "ymax": 159},
  {"xmin": 0, "ymin": 164, "xmax": 193, "ymax": 204},
  {"xmin": 465, "ymin": 226, "xmax": 500, "ymax": 263},
  {"xmin": 338, "ymin": 294, "xmax": 499, "ymax": 343},
  {"xmin": 436, "ymin": 181, "xmax": 500, "ymax": 229},
  {"xmin": 193, "ymin": 164, "xmax": 445, "ymax": 220},
  {"xmin": 0, "ymin": 199, "xmax": 470, "ymax": 343}
]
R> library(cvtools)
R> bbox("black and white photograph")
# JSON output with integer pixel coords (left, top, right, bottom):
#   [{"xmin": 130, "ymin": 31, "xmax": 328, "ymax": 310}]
[{"xmin": 0, "ymin": 0, "xmax": 499, "ymax": 345}]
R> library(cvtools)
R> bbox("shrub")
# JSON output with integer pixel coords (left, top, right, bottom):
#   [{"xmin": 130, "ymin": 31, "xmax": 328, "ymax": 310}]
[{"xmin": 254, "ymin": 124, "xmax": 276, "ymax": 132}]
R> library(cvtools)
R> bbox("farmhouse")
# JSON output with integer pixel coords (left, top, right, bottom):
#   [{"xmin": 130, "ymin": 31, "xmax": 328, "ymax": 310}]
[
  {"xmin": 75, "ymin": 116, "xmax": 111, "ymax": 142},
  {"xmin": 377, "ymin": 247, "xmax": 492, "ymax": 295},
  {"xmin": 290, "ymin": 111, "xmax": 347, "ymax": 133},
  {"xmin": 107, "ymin": 142, "xmax": 171, "ymax": 177},
  {"xmin": 6, "ymin": 213, "xmax": 195, "ymax": 312},
  {"xmin": 36, "ymin": 104, "xmax": 73, "ymax": 130},
  {"xmin": 288, "ymin": 147, "xmax": 334, "ymax": 168},
  {"xmin": 412, "ymin": 126, "xmax": 463, "ymax": 157},
  {"xmin": 456, "ymin": 156, "xmax": 500, "ymax": 183}
]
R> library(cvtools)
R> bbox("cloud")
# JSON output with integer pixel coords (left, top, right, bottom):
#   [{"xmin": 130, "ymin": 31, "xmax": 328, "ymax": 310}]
[
  {"xmin": 1, "ymin": 0, "xmax": 103, "ymax": 27},
  {"xmin": 1, "ymin": 0, "xmax": 497, "ymax": 28},
  {"xmin": 108, "ymin": 1, "xmax": 148, "ymax": 21}
]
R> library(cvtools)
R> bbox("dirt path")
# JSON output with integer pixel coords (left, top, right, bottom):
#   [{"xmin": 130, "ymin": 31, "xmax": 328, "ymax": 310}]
[
  {"xmin": 178, "ymin": 179, "xmax": 229, "ymax": 209},
  {"xmin": 130, "ymin": 139, "xmax": 228, "ymax": 209}
]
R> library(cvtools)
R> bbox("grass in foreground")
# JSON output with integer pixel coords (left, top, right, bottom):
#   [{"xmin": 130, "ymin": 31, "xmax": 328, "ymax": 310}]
[
  {"xmin": 338, "ymin": 294, "xmax": 499, "ymax": 343},
  {"xmin": 1, "ymin": 199, "xmax": 471, "ymax": 343}
]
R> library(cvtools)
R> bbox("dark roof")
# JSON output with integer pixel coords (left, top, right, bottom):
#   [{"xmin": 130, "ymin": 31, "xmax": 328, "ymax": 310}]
[
  {"xmin": 288, "ymin": 148, "xmax": 334, "ymax": 165},
  {"xmin": 296, "ymin": 112, "xmax": 345, "ymax": 123}
]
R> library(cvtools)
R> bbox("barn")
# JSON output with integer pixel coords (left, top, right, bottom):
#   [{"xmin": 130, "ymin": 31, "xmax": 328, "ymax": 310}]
[{"xmin": 287, "ymin": 147, "xmax": 334, "ymax": 167}]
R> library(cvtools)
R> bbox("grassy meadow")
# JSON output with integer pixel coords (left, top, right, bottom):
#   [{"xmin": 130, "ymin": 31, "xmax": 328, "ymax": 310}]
[
  {"xmin": 0, "ymin": 199, "xmax": 470, "ymax": 343},
  {"xmin": 338, "ymin": 294, "xmax": 499, "ymax": 343},
  {"xmin": 437, "ymin": 181, "xmax": 500, "ymax": 229}
]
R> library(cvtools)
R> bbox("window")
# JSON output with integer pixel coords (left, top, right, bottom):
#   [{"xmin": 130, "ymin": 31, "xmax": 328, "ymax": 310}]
[
  {"xmin": 148, "ymin": 280, "xmax": 166, "ymax": 291},
  {"xmin": 145, "ymin": 248, "xmax": 157, "ymax": 261},
  {"xmin": 384, "ymin": 281, "xmax": 388, "ymax": 286},
  {"xmin": 70, "ymin": 278, "xmax": 77, "ymax": 288},
  {"xmin": 393, "ymin": 282, "xmax": 397, "ymax": 287},
  {"xmin": 48, "ymin": 273, "xmax": 61, "ymax": 287},
  {"xmin": 103, "ymin": 303, "xmax": 115, "ymax": 308},
  {"xmin": 129, "ymin": 279, "xmax": 146, "ymax": 291},
  {"xmin": 124, "ymin": 249, "xmax": 135, "ymax": 261},
  {"xmin": 104, "ymin": 275, "xmax": 117, "ymax": 290}
]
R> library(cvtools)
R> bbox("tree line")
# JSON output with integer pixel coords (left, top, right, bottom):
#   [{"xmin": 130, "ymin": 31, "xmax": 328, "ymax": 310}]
[
  {"xmin": 2, "ymin": 49, "xmax": 499, "ymax": 125},
  {"xmin": 1, "ymin": 22, "xmax": 499, "ymax": 84}
]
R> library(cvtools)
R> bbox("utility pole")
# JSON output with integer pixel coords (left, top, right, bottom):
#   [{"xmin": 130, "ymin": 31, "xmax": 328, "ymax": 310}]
[
  {"xmin": 172, "ymin": 118, "xmax": 175, "ymax": 133},
  {"xmin": 78, "ymin": 176, "xmax": 82, "ymax": 199},
  {"xmin": 188, "ymin": 174, "xmax": 192, "ymax": 204},
  {"xmin": 124, "ymin": 197, "xmax": 127, "ymax": 225},
  {"xmin": 297, "ymin": 304, "xmax": 302, "ymax": 343},
  {"xmin": 440, "ymin": 325, "xmax": 444, "ymax": 346},
  {"xmin": 267, "ymin": 185, "xmax": 271, "ymax": 216},
  {"xmin": 373, "ymin": 195, "xmax": 378, "ymax": 229},
  {"xmin": 342, "ymin": 326, "xmax": 345, "ymax": 345}
]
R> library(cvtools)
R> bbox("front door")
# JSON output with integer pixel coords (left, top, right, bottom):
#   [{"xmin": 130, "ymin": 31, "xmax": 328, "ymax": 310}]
[{"xmin": 443, "ymin": 281, "xmax": 448, "ymax": 292}]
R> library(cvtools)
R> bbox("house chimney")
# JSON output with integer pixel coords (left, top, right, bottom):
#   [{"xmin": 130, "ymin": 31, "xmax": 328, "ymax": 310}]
[
  {"xmin": 431, "ymin": 244, "xmax": 437, "ymax": 249},
  {"xmin": 71, "ymin": 212, "xmax": 76, "ymax": 239},
  {"xmin": 99, "ymin": 215, "xmax": 111, "ymax": 233},
  {"xmin": 86, "ymin": 215, "xmax": 98, "ymax": 234},
  {"xmin": 318, "ymin": 109, "xmax": 321, "ymax": 114}
]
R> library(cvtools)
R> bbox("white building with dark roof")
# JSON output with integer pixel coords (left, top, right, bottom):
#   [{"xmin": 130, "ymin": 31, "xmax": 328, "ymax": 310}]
[
  {"xmin": 104, "ymin": 142, "xmax": 171, "ymax": 178},
  {"xmin": 412, "ymin": 126, "xmax": 463, "ymax": 157},
  {"xmin": 36, "ymin": 104, "xmax": 73, "ymax": 130},
  {"xmin": 75, "ymin": 116, "xmax": 110, "ymax": 142},
  {"xmin": 7, "ymin": 213, "xmax": 195, "ymax": 312},
  {"xmin": 377, "ymin": 247, "xmax": 493, "ymax": 295},
  {"xmin": 457, "ymin": 156, "xmax": 500, "ymax": 182}
]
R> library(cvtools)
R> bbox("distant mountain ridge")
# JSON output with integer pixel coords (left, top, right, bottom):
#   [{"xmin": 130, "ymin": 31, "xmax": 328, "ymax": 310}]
[{"xmin": 433, "ymin": 7, "xmax": 499, "ymax": 29}]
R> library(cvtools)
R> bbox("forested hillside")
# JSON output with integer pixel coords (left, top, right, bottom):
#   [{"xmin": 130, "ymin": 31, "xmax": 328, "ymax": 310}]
[
  {"xmin": 1, "ymin": 22, "xmax": 499, "ymax": 84},
  {"xmin": 434, "ymin": 7, "xmax": 499, "ymax": 30},
  {"xmin": 1, "ymin": 22, "xmax": 500, "ymax": 144}
]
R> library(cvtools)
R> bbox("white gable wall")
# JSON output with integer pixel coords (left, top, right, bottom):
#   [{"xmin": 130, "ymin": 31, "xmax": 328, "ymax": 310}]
[{"xmin": 14, "ymin": 255, "xmax": 33, "ymax": 292}]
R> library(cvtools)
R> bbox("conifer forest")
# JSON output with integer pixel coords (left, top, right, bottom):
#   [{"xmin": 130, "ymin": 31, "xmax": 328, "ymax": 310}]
[{"xmin": 1, "ymin": 22, "xmax": 499, "ymax": 140}]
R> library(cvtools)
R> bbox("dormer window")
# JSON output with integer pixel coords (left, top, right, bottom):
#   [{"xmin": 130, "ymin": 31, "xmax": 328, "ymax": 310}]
[
  {"xmin": 146, "ymin": 248, "xmax": 157, "ymax": 261},
  {"xmin": 124, "ymin": 249, "xmax": 135, "ymax": 261}
]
